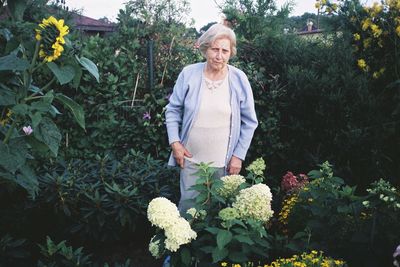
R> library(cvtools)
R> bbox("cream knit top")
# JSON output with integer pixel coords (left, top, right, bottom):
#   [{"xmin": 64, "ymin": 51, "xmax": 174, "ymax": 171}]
[{"xmin": 185, "ymin": 74, "xmax": 231, "ymax": 167}]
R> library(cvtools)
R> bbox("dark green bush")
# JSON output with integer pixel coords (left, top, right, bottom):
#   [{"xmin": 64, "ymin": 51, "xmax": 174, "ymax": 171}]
[
  {"xmin": 36, "ymin": 150, "xmax": 179, "ymax": 242},
  {"xmin": 282, "ymin": 162, "xmax": 400, "ymax": 266}
]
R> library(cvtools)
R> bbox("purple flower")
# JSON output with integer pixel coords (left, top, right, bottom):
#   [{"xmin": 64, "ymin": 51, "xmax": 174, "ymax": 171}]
[
  {"xmin": 143, "ymin": 111, "xmax": 151, "ymax": 120},
  {"xmin": 23, "ymin": 125, "xmax": 33, "ymax": 135}
]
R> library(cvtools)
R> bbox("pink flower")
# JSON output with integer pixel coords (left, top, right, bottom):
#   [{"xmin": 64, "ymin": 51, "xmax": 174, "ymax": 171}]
[
  {"xmin": 22, "ymin": 125, "xmax": 33, "ymax": 135},
  {"xmin": 281, "ymin": 171, "xmax": 309, "ymax": 193},
  {"xmin": 143, "ymin": 111, "xmax": 151, "ymax": 120},
  {"xmin": 281, "ymin": 171, "xmax": 298, "ymax": 192}
]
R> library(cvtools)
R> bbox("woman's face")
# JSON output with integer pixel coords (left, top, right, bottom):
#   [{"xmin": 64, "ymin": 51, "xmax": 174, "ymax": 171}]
[{"xmin": 205, "ymin": 38, "xmax": 231, "ymax": 72}]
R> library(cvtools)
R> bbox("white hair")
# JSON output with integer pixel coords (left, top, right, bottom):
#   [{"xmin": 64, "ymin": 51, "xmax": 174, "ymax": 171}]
[{"xmin": 197, "ymin": 23, "xmax": 237, "ymax": 58}]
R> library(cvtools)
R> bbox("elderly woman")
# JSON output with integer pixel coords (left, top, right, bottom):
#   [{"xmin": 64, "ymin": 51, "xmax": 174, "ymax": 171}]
[{"xmin": 165, "ymin": 23, "xmax": 258, "ymax": 211}]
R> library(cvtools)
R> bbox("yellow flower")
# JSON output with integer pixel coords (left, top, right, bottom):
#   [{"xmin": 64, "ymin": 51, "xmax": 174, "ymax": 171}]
[
  {"xmin": 315, "ymin": 1, "xmax": 321, "ymax": 9},
  {"xmin": 0, "ymin": 109, "xmax": 12, "ymax": 126},
  {"xmin": 35, "ymin": 16, "xmax": 69, "ymax": 62},
  {"xmin": 362, "ymin": 18, "xmax": 372, "ymax": 31},
  {"xmin": 353, "ymin": 33, "xmax": 361, "ymax": 41},
  {"xmin": 332, "ymin": 3, "xmax": 338, "ymax": 10},
  {"xmin": 357, "ymin": 59, "xmax": 369, "ymax": 71},
  {"xmin": 396, "ymin": 25, "xmax": 400, "ymax": 36},
  {"xmin": 372, "ymin": 2, "xmax": 383, "ymax": 14},
  {"xmin": 370, "ymin": 24, "xmax": 382, "ymax": 37},
  {"xmin": 221, "ymin": 262, "xmax": 228, "ymax": 267},
  {"xmin": 321, "ymin": 0, "xmax": 327, "ymax": 4},
  {"xmin": 363, "ymin": 38, "xmax": 372, "ymax": 49}
]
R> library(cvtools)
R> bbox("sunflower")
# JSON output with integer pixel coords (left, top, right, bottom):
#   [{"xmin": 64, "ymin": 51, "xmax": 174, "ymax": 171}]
[{"xmin": 35, "ymin": 16, "xmax": 69, "ymax": 62}]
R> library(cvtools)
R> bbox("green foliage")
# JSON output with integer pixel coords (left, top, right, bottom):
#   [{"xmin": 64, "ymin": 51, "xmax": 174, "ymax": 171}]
[
  {"xmin": 0, "ymin": 234, "xmax": 30, "ymax": 266},
  {"xmin": 57, "ymin": 5, "xmax": 199, "ymax": 160},
  {"xmin": 281, "ymin": 162, "xmax": 400, "ymax": 266},
  {"xmin": 37, "ymin": 236, "xmax": 92, "ymax": 267},
  {"xmin": 37, "ymin": 150, "xmax": 179, "ymax": 242},
  {"xmin": 149, "ymin": 161, "xmax": 273, "ymax": 266},
  {"xmin": 0, "ymin": 5, "xmax": 98, "ymax": 198}
]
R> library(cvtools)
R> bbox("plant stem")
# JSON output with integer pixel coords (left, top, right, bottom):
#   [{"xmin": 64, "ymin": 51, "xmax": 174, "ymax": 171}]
[
  {"xmin": 30, "ymin": 40, "xmax": 40, "ymax": 72},
  {"xmin": 3, "ymin": 120, "xmax": 17, "ymax": 144},
  {"xmin": 27, "ymin": 76, "xmax": 56, "ymax": 99}
]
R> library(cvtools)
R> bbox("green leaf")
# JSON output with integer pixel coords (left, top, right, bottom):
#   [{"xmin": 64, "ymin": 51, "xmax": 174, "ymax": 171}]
[
  {"xmin": 76, "ymin": 56, "xmax": 99, "ymax": 82},
  {"xmin": 55, "ymin": 93, "xmax": 85, "ymax": 129},
  {"xmin": 216, "ymin": 230, "xmax": 232, "ymax": 250},
  {"xmin": 15, "ymin": 164, "xmax": 39, "ymax": 199},
  {"xmin": 71, "ymin": 63, "xmax": 83, "ymax": 88},
  {"xmin": 47, "ymin": 62, "xmax": 75, "ymax": 85},
  {"xmin": 212, "ymin": 247, "xmax": 228, "ymax": 263},
  {"xmin": 34, "ymin": 117, "xmax": 62, "ymax": 156},
  {"xmin": 29, "ymin": 112, "xmax": 42, "ymax": 128},
  {"xmin": 0, "ymin": 54, "xmax": 29, "ymax": 71},
  {"xmin": 234, "ymin": 235, "xmax": 254, "ymax": 245},
  {"xmin": 337, "ymin": 205, "xmax": 351, "ymax": 213},
  {"xmin": 0, "ymin": 84, "xmax": 16, "ymax": 105},
  {"xmin": 205, "ymin": 227, "xmax": 220, "ymax": 235},
  {"xmin": 0, "ymin": 137, "xmax": 27, "ymax": 173},
  {"xmin": 7, "ymin": 0, "xmax": 26, "ymax": 21},
  {"xmin": 228, "ymin": 251, "xmax": 248, "ymax": 263},
  {"xmin": 180, "ymin": 247, "xmax": 191, "ymax": 266}
]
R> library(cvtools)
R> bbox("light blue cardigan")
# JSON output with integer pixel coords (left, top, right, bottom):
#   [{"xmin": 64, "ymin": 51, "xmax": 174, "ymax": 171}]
[{"xmin": 165, "ymin": 62, "xmax": 258, "ymax": 167}]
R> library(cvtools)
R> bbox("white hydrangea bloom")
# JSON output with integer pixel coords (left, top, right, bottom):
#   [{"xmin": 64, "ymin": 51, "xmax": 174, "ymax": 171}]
[
  {"xmin": 164, "ymin": 217, "xmax": 197, "ymax": 252},
  {"xmin": 149, "ymin": 235, "xmax": 164, "ymax": 259},
  {"xmin": 147, "ymin": 197, "xmax": 197, "ymax": 254},
  {"xmin": 232, "ymin": 183, "xmax": 274, "ymax": 223},
  {"xmin": 147, "ymin": 197, "xmax": 180, "ymax": 229},
  {"xmin": 218, "ymin": 174, "xmax": 246, "ymax": 198}
]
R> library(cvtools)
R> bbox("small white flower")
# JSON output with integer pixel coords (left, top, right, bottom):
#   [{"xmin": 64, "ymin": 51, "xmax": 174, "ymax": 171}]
[
  {"xmin": 149, "ymin": 235, "xmax": 164, "ymax": 259},
  {"xmin": 22, "ymin": 125, "xmax": 33, "ymax": 135},
  {"xmin": 362, "ymin": 201, "xmax": 370, "ymax": 207}
]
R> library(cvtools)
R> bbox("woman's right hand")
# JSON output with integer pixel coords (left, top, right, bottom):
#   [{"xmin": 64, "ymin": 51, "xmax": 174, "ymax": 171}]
[{"xmin": 171, "ymin": 142, "xmax": 192, "ymax": 168}]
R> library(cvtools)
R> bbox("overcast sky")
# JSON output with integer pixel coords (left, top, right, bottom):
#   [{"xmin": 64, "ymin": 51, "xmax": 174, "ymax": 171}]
[
  {"xmin": 65, "ymin": 0, "xmax": 373, "ymax": 30},
  {"xmin": 65, "ymin": 0, "xmax": 319, "ymax": 29}
]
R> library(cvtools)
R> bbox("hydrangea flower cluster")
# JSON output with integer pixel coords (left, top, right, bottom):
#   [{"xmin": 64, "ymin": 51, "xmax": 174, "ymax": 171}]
[
  {"xmin": 149, "ymin": 236, "xmax": 164, "ymax": 259},
  {"xmin": 218, "ymin": 175, "xmax": 246, "ymax": 198},
  {"xmin": 164, "ymin": 217, "xmax": 197, "ymax": 252},
  {"xmin": 186, "ymin": 207, "xmax": 207, "ymax": 220},
  {"xmin": 281, "ymin": 171, "xmax": 308, "ymax": 193},
  {"xmin": 362, "ymin": 179, "xmax": 400, "ymax": 210},
  {"xmin": 147, "ymin": 197, "xmax": 180, "ymax": 229},
  {"xmin": 245, "ymin": 157, "xmax": 266, "ymax": 177},
  {"xmin": 147, "ymin": 197, "xmax": 197, "ymax": 253},
  {"xmin": 232, "ymin": 183, "xmax": 274, "ymax": 223},
  {"xmin": 218, "ymin": 207, "xmax": 240, "ymax": 228}
]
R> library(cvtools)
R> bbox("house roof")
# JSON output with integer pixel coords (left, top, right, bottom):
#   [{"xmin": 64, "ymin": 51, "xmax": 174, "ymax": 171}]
[{"xmin": 71, "ymin": 13, "xmax": 116, "ymax": 32}]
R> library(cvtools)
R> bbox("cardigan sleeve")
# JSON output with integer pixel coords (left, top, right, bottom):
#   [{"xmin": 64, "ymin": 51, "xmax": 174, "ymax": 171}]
[
  {"xmin": 232, "ymin": 72, "xmax": 258, "ymax": 160},
  {"xmin": 165, "ymin": 69, "xmax": 187, "ymax": 145}
]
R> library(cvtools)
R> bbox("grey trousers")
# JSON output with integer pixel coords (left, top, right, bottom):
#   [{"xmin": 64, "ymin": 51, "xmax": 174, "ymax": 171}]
[{"xmin": 178, "ymin": 160, "xmax": 225, "ymax": 213}]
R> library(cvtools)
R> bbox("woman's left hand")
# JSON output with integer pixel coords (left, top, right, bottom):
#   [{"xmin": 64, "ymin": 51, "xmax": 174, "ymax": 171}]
[{"xmin": 227, "ymin": 156, "xmax": 242, "ymax": 175}]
